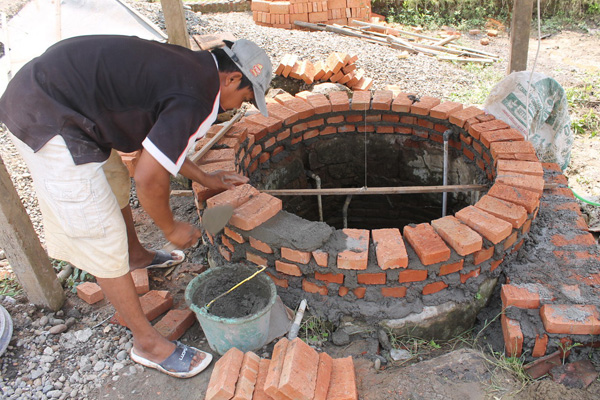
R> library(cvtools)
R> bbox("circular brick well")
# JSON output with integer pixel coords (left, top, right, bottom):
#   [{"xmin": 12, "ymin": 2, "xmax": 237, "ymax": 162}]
[{"xmin": 193, "ymin": 89, "xmax": 544, "ymax": 340}]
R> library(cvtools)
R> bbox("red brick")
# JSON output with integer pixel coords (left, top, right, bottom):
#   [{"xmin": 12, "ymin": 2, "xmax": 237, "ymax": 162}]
[
  {"xmin": 551, "ymin": 233, "xmax": 597, "ymax": 247},
  {"xmin": 303, "ymin": 279, "xmax": 328, "ymax": 295},
  {"xmin": 398, "ymin": 269, "xmax": 428, "ymax": 283},
  {"xmin": 253, "ymin": 359, "xmax": 272, "ymax": 400},
  {"xmin": 206, "ymin": 184, "xmax": 259, "ymax": 209},
  {"xmin": 281, "ymin": 247, "xmax": 311, "ymax": 264},
  {"xmin": 371, "ymin": 228, "xmax": 408, "ymax": 269},
  {"xmin": 468, "ymin": 119, "xmax": 509, "ymax": 140},
  {"xmin": 460, "ymin": 268, "xmax": 480, "ymax": 283},
  {"xmin": 480, "ymin": 128, "xmax": 524, "ymax": 148},
  {"xmin": 357, "ymin": 273, "xmax": 386, "ymax": 285},
  {"xmin": 429, "ymin": 101, "xmax": 463, "ymax": 119},
  {"xmin": 265, "ymin": 271, "xmax": 289, "ymax": 289},
  {"xmin": 303, "ymin": 93, "xmax": 332, "ymax": 114},
  {"xmin": 501, "ymin": 284, "xmax": 541, "ymax": 309},
  {"xmin": 315, "ymin": 272, "xmax": 344, "ymax": 284},
  {"xmin": 473, "ymin": 246, "xmax": 494, "ymax": 265},
  {"xmin": 496, "ymin": 172, "xmax": 545, "ymax": 194},
  {"xmin": 475, "ymin": 195, "xmax": 527, "ymax": 229},
  {"xmin": 411, "ymin": 96, "xmax": 441, "ymax": 115},
  {"xmin": 267, "ymin": 102, "xmax": 299, "ymax": 125},
  {"xmin": 246, "ymin": 251, "xmax": 268, "ymax": 267},
  {"xmin": 131, "ymin": 269, "xmax": 150, "ymax": 295},
  {"xmin": 540, "ymin": 305, "xmax": 600, "ymax": 335},
  {"xmin": 326, "ymin": 356, "xmax": 357, "ymax": 400},
  {"xmin": 337, "ymin": 229, "xmax": 370, "ymax": 270},
  {"xmin": 338, "ymin": 286, "xmax": 349, "ymax": 297},
  {"xmin": 353, "ymin": 287, "xmax": 366, "ymax": 299},
  {"xmin": 312, "ymin": 250, "xmax": 329, "ymax": 267},
  {"xmin": 431, "ymin": 215, "xmax": 483, "ymax": 256},
  {"xmin": 403, "ymin": 223, "xmax": 451, "ymax": 265},
  {"xmin": 233, "ymin": 352, "xmax": 260, "ymax": 400},
  {"xmin": 264, "ymin": 338, "xmax": 290, "ymax": 399},
  {"xmin": 278, "ymin": 338, "xmax": 319, "ymax": 400},
  {"xmin": 328, "ymin": 91, "xmax": 350, "ymax": 112},
  {"xmin": 422, "ymin": 281, "xmax": 449, "ymax": 295},
  {"xmin": 491, "ymin": 258, "xmax": 503, "ymax": 271},
  {"xmin": 350, "ymin": 90, "xmax": 371, "ymax": 110},
  {"xmin": 206, "ymin": 347, "xmax": 244, "ymax": 400},
  {"xmin": 371, "ymin": 90, "xmax": 394, "ymax": 110},
  {"xmin": 224, "ymin": 227, "xmax": 245, "ymax": 244},
  {"xmin": 314, "ymin": 352, "xmax": 333, "ymax": 400},
  {"xmin": 501, "ymin": 314, "xmax": 523, "ymax": 357},
  {"xmin": 276, "ymin": 260, "xmax": 303, "ymax": 277},
  {"xmin": 230, "ymin": 193, "xmax": 282, "ymax": 231},
  {"xmin": 503, "ymin": 231, "xmax": 519, "ymax": 250},
  {"xmin": 381, "ymin": 287, "xmax": 407, "ymax": 298},
  {"xmin": 274, "ymin": 92, "xmax": 316, "ymax": 120},
  {"xmin": 439, "ymin": 260, "xmax": 464, "ymax": 276},
  {"xmin": 532, "ymin": 334, "xmax": 549, "ymax": 358},
  {"xmin": 487, "ymin": 183, "xmax": 541, "ymax": 213},
  {"xmin": 221, "ymin": 235, "xmax": 235, "ymax": 253},
  {"xmin": 448, "ymin": 106, "xmax": 485, "ymax": 128},
  {"xmin": 198, "ymin": 148, "xmax": 236, "ymax": 165},
  {"xmin": 490, "ymin": 141, "xmax": 536, "ymax": 160},
  {"xmin": 391, "ymin": 92, "xmax": 414, "ymax": 113},
  {"xmin": 76, "ymin": 282, "xmax": 104, "ymax": 305},
  {"xmin": 218, "ymin": 246, "xmax": 231, "ymax": 261},
  {"xmin": 249, "ymin": 236, "xmax": 273, "ymax": 254},
  {"xmin": 154, "ymin": 308, "xmax": 195, "ymax": 341},
  {"xmin": 114, "ymin": 290, "xmax": 173, "ymax": 326}
]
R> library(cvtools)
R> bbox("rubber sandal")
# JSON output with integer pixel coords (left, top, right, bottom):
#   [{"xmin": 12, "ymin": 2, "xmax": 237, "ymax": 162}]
[
  {"xmin": 130, "ymin": 342, "xmax": 212, "ymax": 379},
  {"xmin": 146, "ymin": 250, "xmax": 185, "ymax": 269}
]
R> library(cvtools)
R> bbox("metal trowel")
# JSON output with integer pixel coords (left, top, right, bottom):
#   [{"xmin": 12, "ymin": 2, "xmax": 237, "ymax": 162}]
[{"xmin": 202, "ymin": 204, "xmax": 235, "ymax": 236}]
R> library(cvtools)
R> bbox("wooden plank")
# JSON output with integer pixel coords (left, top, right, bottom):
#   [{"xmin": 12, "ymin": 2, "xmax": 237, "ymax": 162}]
[
  {"xmin": 508, "ymin": 0, "xmax": 534, "ymax": 73},
  {"xmin": 0, "ymin": 155, "xmax": 64, "ymax": 310},
  {"xmin": 160, "ymin": 0, "xmax": 190, "ymax": 48}
]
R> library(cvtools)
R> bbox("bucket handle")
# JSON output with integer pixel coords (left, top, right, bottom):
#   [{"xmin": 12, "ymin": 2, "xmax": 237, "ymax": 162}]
[{"xmin": 205, "ymin": 265, "xmax": 267, "ymax": 310}]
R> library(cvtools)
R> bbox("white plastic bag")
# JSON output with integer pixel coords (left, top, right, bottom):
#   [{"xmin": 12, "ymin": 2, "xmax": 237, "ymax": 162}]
[{"xmin": 484, "ymin": 71, "xmax": 572, "ymax": 170}]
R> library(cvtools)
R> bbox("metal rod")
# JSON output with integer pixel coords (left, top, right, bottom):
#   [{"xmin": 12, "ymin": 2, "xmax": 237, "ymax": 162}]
[
  {"xmin": 342, "ymin": 195, "xmax": 352, "ymax": 229},
  {"xmin": 442, "ymin": 130, "xmax": 451, "ymax": 217},
  {"xmin": 306, "ymin": 171, "xmax": 323, "ymax": 222},
  {"xmin": 262, "ymin": 184, "xmax": 488, "ymax": 196}
]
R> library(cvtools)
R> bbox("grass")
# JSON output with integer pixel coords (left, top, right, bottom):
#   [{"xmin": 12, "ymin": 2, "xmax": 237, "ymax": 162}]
[
  {"xmin": 299, "ymin": 314, "xmax": 333, "ymax": 346},
  {"xmin": 565, "ymin": 72, "xmax": 600, "ymax": 138},
  {"xmin": 0, "ymin": 276, "xmax": 22, "ymax": 297},
  {"xmin": 448, "ymin": 62, "xmax": 504, "ymax": 106}
]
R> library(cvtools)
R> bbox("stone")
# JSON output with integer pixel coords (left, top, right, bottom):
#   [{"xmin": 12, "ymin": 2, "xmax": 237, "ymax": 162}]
[
  {"xmin": 390, "ymin": 349, "xmax": 411, "ymax": 361},
  {"xmin": 49, "ymin": 325, "xmax": 67, "ymax": 335},
  {"xmin": 332, "ymin": 328, "xmax": 350, "ymax": 346},
  {"xmin": 550, "ymin": 360, "xmax": 599, "ymax": 389},
  {"xmin": 378, "ymin": 329, "xmax": 392, "ymax": 351}
]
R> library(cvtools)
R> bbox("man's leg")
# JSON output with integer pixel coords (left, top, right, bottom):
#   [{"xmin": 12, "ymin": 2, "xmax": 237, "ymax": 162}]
[
  {"xmin": 121, "ymin": 204, "xmax": 154, "ymax": 269},
  {"xmin": 96, "ymin": 273, "xmax": 205, "ymax": 367}
]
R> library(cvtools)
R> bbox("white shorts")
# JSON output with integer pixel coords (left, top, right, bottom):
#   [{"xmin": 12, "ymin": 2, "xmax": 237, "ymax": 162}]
[{"xmin": 10, "ymin": 133, "xmax": 130, "ymax": 278}]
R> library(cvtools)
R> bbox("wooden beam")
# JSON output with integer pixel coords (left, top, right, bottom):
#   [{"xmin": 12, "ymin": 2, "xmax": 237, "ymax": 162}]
[
  {"xmin": 160, "ymin": 0, "xmax": 190, "ymax": 48},
  {"xmin": 508, "ymin": 0, "xmax": 534, "ymax": 74},
  {"xmin": 0, "ymin": 155, "xmax": 64, "ymax": 310}
]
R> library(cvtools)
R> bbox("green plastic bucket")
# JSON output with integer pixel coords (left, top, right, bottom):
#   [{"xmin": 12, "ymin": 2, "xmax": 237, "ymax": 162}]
[{"xmin": 185, "ymin": 264, "xmax": 277, "ymax": 355}]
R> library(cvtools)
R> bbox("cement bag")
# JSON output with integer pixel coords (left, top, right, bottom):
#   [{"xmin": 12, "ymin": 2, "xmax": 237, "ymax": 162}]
[{"xmin": 483, "ymin": 71, "xmax": 572, "ymax": 170}]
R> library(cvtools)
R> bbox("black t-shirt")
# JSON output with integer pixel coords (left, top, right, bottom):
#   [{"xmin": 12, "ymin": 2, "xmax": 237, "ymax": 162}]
[{"xmin": 0, "ymin": 35, "xmax": 221, "ymax": 175}]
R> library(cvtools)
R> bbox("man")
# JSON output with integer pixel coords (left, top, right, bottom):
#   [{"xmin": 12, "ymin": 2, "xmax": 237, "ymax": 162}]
[{"xmin": 0, "ymin": 35, "xmax": 272, "ymax": 378}]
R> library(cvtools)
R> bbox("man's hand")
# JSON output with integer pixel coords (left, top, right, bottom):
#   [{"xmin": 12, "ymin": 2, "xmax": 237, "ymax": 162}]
[
  {"xmin": 164, "ymin": 221, "xmax": 202, "ymax": 249},
  {"xmin": 203, "ymin": 170, "xmax": 249, "ymax": 191}
]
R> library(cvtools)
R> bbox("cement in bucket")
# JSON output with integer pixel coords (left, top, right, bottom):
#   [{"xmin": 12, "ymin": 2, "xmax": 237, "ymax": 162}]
[{"xmin": 185, "ymin": 263, "xmax": 277, "ymax": 355}]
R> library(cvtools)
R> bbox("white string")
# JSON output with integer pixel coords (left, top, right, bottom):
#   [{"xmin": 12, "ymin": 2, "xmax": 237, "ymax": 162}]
[
  {"xmin": 525, "ymin": 0, "xmax": 542, "ymax": 141},
  {"xmin": 364, "ymin": 106, "xmax": 367, "ymax": 189}
]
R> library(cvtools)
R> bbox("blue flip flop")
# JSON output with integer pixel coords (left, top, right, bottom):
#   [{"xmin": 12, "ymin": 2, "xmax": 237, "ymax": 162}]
[
  {"xmin": 146, "ymin": 250, "xmax": 185, "ymax": 269},
  {"xmin": 130, "ymin": 341, "xmax": 212, "ymax": 379}
]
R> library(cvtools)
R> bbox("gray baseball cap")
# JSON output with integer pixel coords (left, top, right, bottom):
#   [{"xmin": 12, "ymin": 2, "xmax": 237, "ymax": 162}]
[{"xmin": 222, "ymin": 39, "xmax": 272, "ymax": 117}]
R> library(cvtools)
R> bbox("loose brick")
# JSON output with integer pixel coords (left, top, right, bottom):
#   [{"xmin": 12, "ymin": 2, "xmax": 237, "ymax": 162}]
[
  {"xmin": 431, "ymin": 216, "xmax": 483, "ymax": 256},
  {"xmin": 501, "ymin": 284, "xmax": 541, "ymax": 309},
  {"xmin": 480, "ymin": 128, "xmax": 524, "ymax": 147},
  {"xmin": 131, "ymin": 269, "xmax": 150, "ymax": 295},
  {"xmin": 154, "ymin": 308, "xmax": 195, "ymax": 341},
  {"xmin": 337, "ymin": 229, "xmax": 370, "ymax": 270},
  {"xmin": 422, "ymin": 281, "xmax": 448, "ymax": 295},
  {"xmin": 275, "ymin": 260, "xmax": 302, "ymax": 277},
  {"xmin": 410, "ymin": 96, "xmax": 441, "ymax": 115},
  {"xmin": 456, "ymin": 206, "xmax": 512, "ymax": 244},
  {"xmin": 313, "ymin": 250, "xmax": 329, "ymax": 267},
  {"xmin": 206, "ymin": 347, "xmax": 244, "ymax": 400},
  {"xmin": 114, "ymin": 290, "xmax": 173, "ymax": 326},
  {"xmin": 371, "ymin": 228, "xmax": 408, "ymax": 269},
  {"xmin": 496, "ymin": 172, "xmax": 545, "ymax": 194},
  {"xmin": 314, "ymin": 352, "xmax": 333, "ymax": 400},
  {"xmin": 281, "ymin": 247, "xmax": 311, "ymax": 264},
  {"xmin": 233, "ymin": 352, "xmax": 260, "ymax": 400},
  {"xmin": 468, "ymin": 118, "xmax": 509, "ymax": 140},
  {"xmin": 253, "ymin": 359, "xmax": 272, "ymax": 400},
  {"xmin": 448, "ymin": 106, "xmax": 485, "ymax": 127},
  {"xmin": 206, "ymin": 184, "xmax": 259, "ymax": 209},
  {"xmin": 399, "ymin": 269, "xmax": 428, "ymax": 283},
  {"xmin": 487, "ymin": 183, "xmax": 541, "ymax": 213},
  {"xmin": 540, "ymin": 305, "xmax": 600, "ymax": 335},
  {"xmin": 76, "ymin": 282, "xmax": 104, "ymax": 304},
  {"xmin": 264, "ymin": 338, "xmax": 290, "ymax": 399},
  {"xmin": 278, "ymin": 338, "xmax": 319, "ymax": 400},
  {"xmin": 475, "ymin": 195, "xmax": 527, "ymax": 229},
  {"xmin": 403, "ymin": 223, "xmax": 451, "ymax": 265},
  {"xmin": 429, "ymin": 101, "xmax": 463, "ymax": 119},
  {"xmin": 501, "ymin": 314, "xmax": 523, "ymax": 357},
  {"xmin": 230, "ymin": 193, "xmax": 282, "ymax": 231},
  {"xmin": 326, "ymin": 357, "xmax": 358, "ymax": 400}
]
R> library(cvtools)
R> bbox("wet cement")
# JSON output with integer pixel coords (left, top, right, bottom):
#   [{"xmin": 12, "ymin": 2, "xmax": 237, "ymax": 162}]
[{"xmin": 190, "ymin": 265, "xmax": 271, "ymax": 319}]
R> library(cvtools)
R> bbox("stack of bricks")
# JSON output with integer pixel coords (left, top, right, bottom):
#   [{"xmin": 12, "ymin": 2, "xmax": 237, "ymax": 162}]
[
  {"xmin": 185, "ymin": 88, "xmax": 600, "ymax": 360},
  {"xmin": 250, "ymin": 0, "xmax": 371, "ymax": 30},
  {"xmin": 205, "ymin": 337, "xmax": 358, "ymax": 400},
  {"xmin": 275, "ymin": 52, "xmax": 372, "ymax": 90}
]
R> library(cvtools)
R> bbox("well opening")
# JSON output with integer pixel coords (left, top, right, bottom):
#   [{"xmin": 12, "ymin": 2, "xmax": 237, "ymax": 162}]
[{"xmin": 250, "ymin": 133, "xmax": 483, "ymax": 230}]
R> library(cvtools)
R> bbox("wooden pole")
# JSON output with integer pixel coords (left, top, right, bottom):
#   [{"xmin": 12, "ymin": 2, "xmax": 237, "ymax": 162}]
[
  {"xmin": 0, "ymin": 155, "xmax": 64, "ymax": 310},
  {"xmin": 508, "ymin": 0, "xmax": 534, "ymax": 74},
  {"xmin": 160, "ymin": 0, "xmax": 190, "ymax": 48}
]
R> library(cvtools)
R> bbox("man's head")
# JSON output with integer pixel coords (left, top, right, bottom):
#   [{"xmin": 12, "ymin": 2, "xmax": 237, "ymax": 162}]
[{"xmin": 212, "ymin": 40, "xmax": 272, "ymax": 116}]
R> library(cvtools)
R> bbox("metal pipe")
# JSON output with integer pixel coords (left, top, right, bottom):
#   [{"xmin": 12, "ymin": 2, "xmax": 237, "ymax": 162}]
[
  {"xmin": 262, "ymin": 184, "xmax": 488, "ymax": 196},
  {"xmin": 442, "ymin": 129, "xmax": 451, "ymax": 217},
  {"xmin": 287, "ymin": 299, "xmax": 307, "ymax": 340},
  {"xmin": 342, "ymin": 195, "xmax": 352, "ymax": 229},
  {"xmin": 305, "ymin": 171, "xmax": 323, "ymax": 222}
]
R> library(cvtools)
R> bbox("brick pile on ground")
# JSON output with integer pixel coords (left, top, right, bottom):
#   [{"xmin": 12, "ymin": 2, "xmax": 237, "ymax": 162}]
[
  {"xmin": 205, "ymin": 337, "xmax": 357, "ymax": 400},
  {"xmin": 250, "ymin": 0, "xmax": 370, "ymax": 30},
  {"xmin": 275, "ymin": 52, "xmax": 372, "ymax": 90}
]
